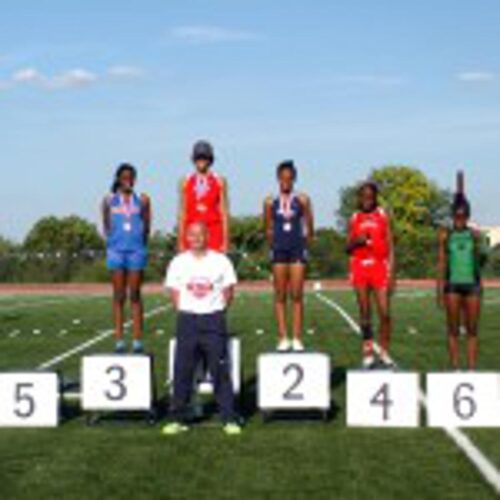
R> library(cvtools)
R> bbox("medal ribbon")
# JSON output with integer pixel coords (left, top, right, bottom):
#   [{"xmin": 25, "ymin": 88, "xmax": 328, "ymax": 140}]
[{"xmin": 279, "ymin": 193, "xmax": 295, "ymax": 220}]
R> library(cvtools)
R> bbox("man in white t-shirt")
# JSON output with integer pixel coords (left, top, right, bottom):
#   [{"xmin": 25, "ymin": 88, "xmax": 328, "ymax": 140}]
[{"xmin": 162, "ymin": 222, "xmax": 241, "ymax": 436}]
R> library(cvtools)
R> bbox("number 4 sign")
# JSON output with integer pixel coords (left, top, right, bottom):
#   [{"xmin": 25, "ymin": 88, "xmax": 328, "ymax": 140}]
[
  {"xmin": 347, "ymin": 371, "xmax": 420, "ymax": 428},
  {"xmin": 426, "ymin": 373, "xmax": 500, "ymax": 428},
  {"xmin": 0, "ymin": 372, "xmax": 59, "ymax": 427}
]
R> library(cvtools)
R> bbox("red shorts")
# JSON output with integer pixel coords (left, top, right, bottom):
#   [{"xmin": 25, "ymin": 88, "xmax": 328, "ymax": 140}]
[
  {"xmin": 350, "ymin": 258, "xmax": 390, "ymax": 290},
  {"xmin": 182, "ymin": 222, "xmax": 224, "ymax": 252}
]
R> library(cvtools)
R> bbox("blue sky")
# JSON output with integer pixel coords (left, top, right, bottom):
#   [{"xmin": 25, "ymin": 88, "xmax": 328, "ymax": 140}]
[{"xmin": 1, "ymin": 0, "xmax": 499, "ymax": 241}]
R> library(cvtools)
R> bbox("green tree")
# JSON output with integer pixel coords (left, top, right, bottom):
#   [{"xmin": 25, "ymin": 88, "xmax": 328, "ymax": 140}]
[
  {"xmin": 309, "ymin": 228, "xmax": 347, "ymax": 279},
  {"xmin": 23, "ymin": 216, "xmax": 104, "ymax": 282},
  {"xmin": 337, "ymin": 166, "xmax": 451, "ymax": 278},
  {"xmin": 229, "ymin": 216, "xmax": 269, "ymax": 280},
  {"xmin": 0, "ymin": 236, "xmax": 20, "ymax": 282}
]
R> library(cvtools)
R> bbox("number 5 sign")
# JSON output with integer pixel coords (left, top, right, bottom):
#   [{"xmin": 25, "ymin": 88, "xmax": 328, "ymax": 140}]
[
  {"xmin": 82, "ymin": 355, "xmax": 153, "ymax": 411},
  {"xmin": 347, "ymin": 371, "xmax": 420, "ymax": 427},
  {"xmin": 258, "ymin": 352, "xmax": 330, "ymax": 411},
  {"xmin": 0, "ymin": 372, "xmax": 59, "ymax": 427},
  {"xmin": 426, "ymin": 373, "xmax": 500, "ymax": 428}
]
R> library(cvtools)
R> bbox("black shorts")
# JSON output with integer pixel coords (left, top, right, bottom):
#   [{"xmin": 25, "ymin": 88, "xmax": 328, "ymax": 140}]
[
  {"xmin": 271, "ymin": 247, "xmax": 308, "ymax": 265},
  {"xmin": 444, "ymin": 283, "xmax": 482, "ymax": 297}
]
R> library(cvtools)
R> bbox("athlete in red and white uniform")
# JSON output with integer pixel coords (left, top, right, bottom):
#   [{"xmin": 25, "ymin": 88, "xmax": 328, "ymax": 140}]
[
  {"xmin": 349, "ymin": 207, "xmax": 390, "ymax": 289},
  {"xmin": 178, "ymin": 141, "xmax": 229, "ymax": 253},
  {"xmin": 346, "ymin": 181, "xmax": 395, "ymax": 369}
]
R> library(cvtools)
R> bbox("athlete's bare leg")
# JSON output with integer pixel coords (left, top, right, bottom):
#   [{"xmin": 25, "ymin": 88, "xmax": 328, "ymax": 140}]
[
  {"xmin": 373, "ymin": 288, "xmax": 392, "ymax": 357},
  {"xmin": 128, "ymin": 270, "xmax": 144, "ymax": 341},
  {"xmin": 289, "ymin": 263, "xmax": 306, "ymax": 340},
  {"xmin": 355, "ymin": 287, "xmax": 373, "ymax": 358},
  {"xmin": 112, "ymin": 270, "xmax": 127, "ymax": 341},
  {"xmin": 463, "ymin": 294, "xmax": 481, "ymax": 371},
  {"xmin": 445, "ymin": 293, "xmax": 461, "ymax": 370},
  {"xmin": 273, "ymin": 264, "xmax": 289, "ymax": 340}
]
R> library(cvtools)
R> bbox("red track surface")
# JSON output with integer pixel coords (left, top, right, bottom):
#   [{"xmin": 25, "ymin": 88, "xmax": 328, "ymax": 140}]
[{"xmin": 0, "ymin": 280, "xmax": 499, "ymax": 296}]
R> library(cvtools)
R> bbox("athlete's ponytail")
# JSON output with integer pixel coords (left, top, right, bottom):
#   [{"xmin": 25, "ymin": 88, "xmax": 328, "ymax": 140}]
[
  {"xmin": 452, "ymin": 192, "xmax": 471, "ymax": 218},
  {"xmin": 111, "ymin": 163, "xmax": 137, "ymax": 193}
]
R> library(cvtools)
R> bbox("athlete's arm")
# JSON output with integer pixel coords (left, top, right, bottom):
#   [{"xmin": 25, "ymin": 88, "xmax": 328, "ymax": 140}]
[
  {"xmin": 263, "ymin": 196, "xmax": 274, "ymax": 246},
  {"xmin": 101, "ymin": 196, "xmax": 111, "ymax": 237},
  {"xmin": 168, "ymin": 288, "xmax": 180, "ymax": 310},
  {"xmin": 177, "ymin": 178, "xmax": 187, "ymax": 253},
  {"xmin": 223, "ymin": 285, "xmax": 235, "ymax": 309},
  {"xmin": 345, "ymin": 216, "xmax": 368, "ymax": 254},
  {"xmin": 219, "ymin": 176, "xmax": 230, "ymax": 253},
  {"xmin": 386, "ymin": 213, "xmax": 396, "ymax": 293},
  {"xmin": 437, "ymin": 228, "xmax": 448, "ymax": 308},
  {"xmin": 141, "ymin": 193, "xmax": 152, "ymax": 244},
  {"xmin": 300, "ymin": 193, "xmax": 315, "ymax": 246}
]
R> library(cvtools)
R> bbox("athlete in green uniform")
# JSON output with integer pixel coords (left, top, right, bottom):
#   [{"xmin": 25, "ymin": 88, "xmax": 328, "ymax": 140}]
[{"xmin": 437, "ymin": 188, "xmax": 488, "ymax": 370}]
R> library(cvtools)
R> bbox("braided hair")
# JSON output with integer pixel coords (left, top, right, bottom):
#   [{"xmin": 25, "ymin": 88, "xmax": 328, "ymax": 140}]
[{"xmin": 111, "ymin": 163, "xmax": 137, "ymax": 193}]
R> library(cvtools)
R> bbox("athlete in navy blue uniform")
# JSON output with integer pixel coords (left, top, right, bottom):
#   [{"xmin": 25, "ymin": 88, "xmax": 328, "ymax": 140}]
[
  {"xmin": 102, "ymin": 164, "xmax": 151, "ymax": 353},
  {"xmin": 264, "ymin": 161, "xmax": 314, "ymax": 351}
]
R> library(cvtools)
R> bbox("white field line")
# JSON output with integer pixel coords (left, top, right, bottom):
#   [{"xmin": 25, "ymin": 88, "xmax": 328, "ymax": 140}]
[
  {"xmin": 37, "ymin": 304, "xmax": 170, "ymax": 370},
  {"xmin": 314, "ymin": 292, "xmax": 500, "ymax": 496}
]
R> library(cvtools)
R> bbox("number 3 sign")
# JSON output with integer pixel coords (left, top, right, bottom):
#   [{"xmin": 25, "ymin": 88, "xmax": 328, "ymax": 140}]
[
  {"xmin": 257, "ymin": 352, "xmax": 330, "ymax": 412},
  {"xmin": 82, "ymin": 355, "xmax": 153, "ymax": 411}
]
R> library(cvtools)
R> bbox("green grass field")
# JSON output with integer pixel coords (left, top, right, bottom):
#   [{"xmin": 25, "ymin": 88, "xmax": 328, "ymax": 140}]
[{"xmin": 0, "ymin": 288, "xmax": 499, "ymax": 499}]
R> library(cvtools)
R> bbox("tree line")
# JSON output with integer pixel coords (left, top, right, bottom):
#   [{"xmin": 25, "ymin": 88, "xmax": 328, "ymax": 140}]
[{"xmin": 1, "ymin": 166, "xmax": 499, "ymax": 283}]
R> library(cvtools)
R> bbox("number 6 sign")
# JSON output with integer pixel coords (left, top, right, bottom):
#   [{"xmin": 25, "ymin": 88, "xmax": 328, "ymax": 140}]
[
  {"xmin": 0, "ymin": 372, "xmax": 59, "ymax": 427},
  {"xmin": 257, "ymin": 352, "xmax": 330, "ymax": 412},
  {"xmin": 82, "ymin": 355, "xmax": 153, "ymax": 411},
  {"xmin": 426, "ymin": 373, "xmax": 500, "ymax": 428}
]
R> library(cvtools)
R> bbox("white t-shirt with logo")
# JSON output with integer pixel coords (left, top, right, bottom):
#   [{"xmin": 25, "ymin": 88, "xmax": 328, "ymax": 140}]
[{"xmin": 165, "ymin": 250, "xmax": 238, "ymax": 314}]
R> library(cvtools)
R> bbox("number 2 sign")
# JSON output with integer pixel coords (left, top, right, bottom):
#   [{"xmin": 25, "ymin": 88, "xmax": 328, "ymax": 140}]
[{"xmin": 257, "ymin": 352, "xmax": 330, "ymax": 412}]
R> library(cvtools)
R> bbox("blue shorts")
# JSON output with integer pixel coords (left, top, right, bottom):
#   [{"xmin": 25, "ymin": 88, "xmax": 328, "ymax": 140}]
[
  {"xmin": 106, "ymin": 248, "xmax": 148, "ymax": 271},
  {"xmin": 271, "ymin": 247, "xmax": 308, "ymax": 265}
]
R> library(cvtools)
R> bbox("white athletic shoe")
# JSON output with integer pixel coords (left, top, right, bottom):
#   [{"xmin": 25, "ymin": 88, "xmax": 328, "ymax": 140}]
[
  {"xmin": 291, "ymin": 339, "xmax": 305, "ymax": 352},
  {"xmin": 362, "ymin": 355, "xmax": 377, "ymax": 370},
  {"xmin": 277, "ymin": 338, "xmax": 291, "ymax": 352}
]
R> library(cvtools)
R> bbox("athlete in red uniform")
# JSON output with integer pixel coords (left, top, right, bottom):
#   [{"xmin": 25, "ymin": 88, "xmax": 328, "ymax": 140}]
[
  {"xmin": 178, "ymin": 141, "xmax": 230, "ymax": 253},
  {"xmin": 346, "ymin": 181, "xmax": 395, "ymax": 369}
]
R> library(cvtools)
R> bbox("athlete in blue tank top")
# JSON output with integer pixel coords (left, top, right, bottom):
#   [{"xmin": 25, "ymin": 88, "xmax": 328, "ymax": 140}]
[
  {"xmin": 102, "ymin": 164, "xmax": 151, "ymax": 353},
  {"xmin": 270, "ymin": 192, "xmax": 306, "ymax": 261},
  {"xmin": 264, "ymin": 160, "xmax": 314, "ymax": 352}
]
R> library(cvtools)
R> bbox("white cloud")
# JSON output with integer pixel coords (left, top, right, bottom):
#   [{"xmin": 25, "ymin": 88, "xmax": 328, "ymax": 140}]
[
  {"xmin": 48, "ymin": 69, "xmax": 98, "ymax": 89},
  {"xmin": 457, "ymin": 71, "xmax": 495, "ymax": 83},
  {"xmin": 171, "ymin": 25, "xmax": 262, "ymax": 44},
  {"xmin": 107, "ymin": 65, "xmax": 144, "ymax": 79},
  {"xmin": 11, "ymin": 67, "xmax": 44, "ymax": 83}
]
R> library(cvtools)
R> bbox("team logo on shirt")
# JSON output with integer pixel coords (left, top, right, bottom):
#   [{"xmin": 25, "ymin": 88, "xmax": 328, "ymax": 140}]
[{"xmin": 187, "ymin": 277, "xmax": 214, "ymax": 299}]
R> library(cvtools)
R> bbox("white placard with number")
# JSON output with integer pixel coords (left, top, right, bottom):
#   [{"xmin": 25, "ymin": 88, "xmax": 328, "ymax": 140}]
[
  {"xmin": 258, "ymin": 352, "xmax": 330, "ymax": 410},
  {"xmin": 168, "ymin": 338, "xmax": 241, "ymax": 395},
  {"xmin": 0, "ymin": 372, "xmax": 59, "ymax": 427},
  {"xmin": 347, "ymin": 371, "xmax": 420, "ymax": 428},
  {"xmin": 82, "ymin": 355, "xmax": 152, "ymax": 411},
  {"xmin": 426, "ymin": 373, "xmax": 500, "ymax": 428}
]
